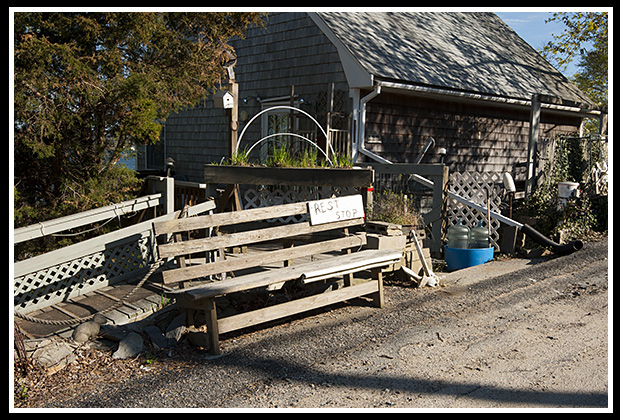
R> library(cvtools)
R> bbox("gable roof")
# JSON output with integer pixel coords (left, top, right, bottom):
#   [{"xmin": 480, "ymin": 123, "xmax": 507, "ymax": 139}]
[{"xmin": 312, "ymin": 12, "xmax": 595, "ymax": 107}]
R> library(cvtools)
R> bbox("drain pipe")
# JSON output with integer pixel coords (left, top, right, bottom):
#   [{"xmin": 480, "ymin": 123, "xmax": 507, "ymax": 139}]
[
  {"xmin": 520, "ymin": 224, "xmax": 583, "ymax": 255},
  {"xmin": 354, "ymin": 85, "xmax": 392, "ymax": 164}
]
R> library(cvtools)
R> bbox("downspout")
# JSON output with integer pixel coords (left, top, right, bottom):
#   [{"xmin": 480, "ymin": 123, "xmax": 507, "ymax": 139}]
[{"xmin": 354, "ymin": 84, "xmax": 392, "ymax": 164}]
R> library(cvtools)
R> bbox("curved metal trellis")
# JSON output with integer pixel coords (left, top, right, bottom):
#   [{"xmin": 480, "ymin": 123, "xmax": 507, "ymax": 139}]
[{"xmin": 236, "ymin": 105, "xmax": 336, "ymax": 163}]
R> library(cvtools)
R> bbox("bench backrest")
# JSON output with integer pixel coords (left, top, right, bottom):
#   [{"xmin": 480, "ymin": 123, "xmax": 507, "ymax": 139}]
[{"xmin": 153, "ymin": 195, "xmax": 367, "ymax": 286}]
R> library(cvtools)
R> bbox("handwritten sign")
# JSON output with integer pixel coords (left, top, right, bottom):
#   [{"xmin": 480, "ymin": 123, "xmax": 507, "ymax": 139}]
[{"xmin": 307, "ymin": 195, "xmax": 365, "ymax": 226}]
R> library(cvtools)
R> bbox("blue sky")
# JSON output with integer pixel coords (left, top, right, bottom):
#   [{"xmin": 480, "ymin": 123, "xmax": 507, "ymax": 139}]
[{"xmin": 494, "ymin": 11, "xmax": 580, "ymax": 77}]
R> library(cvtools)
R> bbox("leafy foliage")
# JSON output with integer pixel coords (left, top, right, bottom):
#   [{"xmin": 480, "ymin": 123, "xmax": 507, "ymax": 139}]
[
  {"xmin": 542, "ymin": 12, "xmax": 608, "ymax": 109},
  {"xmin": 13, "ymin": 12, "xmax": 266, "ymax": 228},
  {"xmin": 371, "ymin": 191, "xmax": 423, "ymax": 226},
  {"xmin": 519, "ymin": 136, "xmax": 605, "ymax": 242},
  {"xmin": 519, "ymin": 12, "xmax": 608, "ymax": 243}
]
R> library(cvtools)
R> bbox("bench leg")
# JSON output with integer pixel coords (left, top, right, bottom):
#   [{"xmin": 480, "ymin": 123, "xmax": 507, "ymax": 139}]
[
  {"xmin": 203, "ymin": 298, "xmax": 221, "ymax": 355},
  {"xmin": 371, "ymin": 268, "xmax": 384, "ymax": 308},
  {"xmin": 186, "ymin": 308, "xmax": 195, "ymax": 327}
]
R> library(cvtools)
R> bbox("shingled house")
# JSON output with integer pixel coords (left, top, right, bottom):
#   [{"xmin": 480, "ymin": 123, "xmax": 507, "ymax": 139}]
[{"xmin": 138, "ymin": 12, "xmax": 601, "ymax": 182}]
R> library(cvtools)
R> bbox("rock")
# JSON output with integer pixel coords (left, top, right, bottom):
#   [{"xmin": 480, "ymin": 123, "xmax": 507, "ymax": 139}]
[
  {"xmin": 165, "ymin": 313, "xmax": 186, "ymax": 347},
  {"xmin": 72, "ymin": 314, "xmax": 108, "ymax": 343},
  {"xmin": 144, "ymin": 325, "xmax": 168, "ymax": 349},
  {"xmin": 30, "ymin": 339, "xmax": 76, "ymax": 374},
  {"xmin": 112, "ymin": 332, "xmax": 144, "ymax": 359},
  {"xmin": 187, "ymin": 328, "xmax": 211, "ymax": 349},
  {"xmin": 99, "ymin": 324, "xmax": 132, "ymax": 341}
]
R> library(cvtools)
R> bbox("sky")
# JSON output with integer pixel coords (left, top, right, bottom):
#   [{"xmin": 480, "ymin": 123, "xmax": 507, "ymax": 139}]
[{"xmin": 494, "ymin": 11, "xmax": 581, "ymax": 77}]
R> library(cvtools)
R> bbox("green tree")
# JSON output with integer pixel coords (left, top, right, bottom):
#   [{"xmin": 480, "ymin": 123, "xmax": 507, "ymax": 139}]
[
  {"xmin": 14, "ymin": 12, "xmax": 266, "ymax": 228},
  {"xmin": 542, "ymin": 12, "xmax": 608, "ymax": 108}
]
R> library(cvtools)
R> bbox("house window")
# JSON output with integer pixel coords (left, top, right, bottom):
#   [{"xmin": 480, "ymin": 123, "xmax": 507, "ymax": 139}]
[
  {"xmin": 259, "ymin": 100, "xmax": 302, "ymax": 162},
  {"xmin": 142, "ymin": 123, "xmax": 166, "ymax": 171}
]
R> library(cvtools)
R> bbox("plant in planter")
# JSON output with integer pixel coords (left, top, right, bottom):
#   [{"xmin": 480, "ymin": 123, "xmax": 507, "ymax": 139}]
[{"xmin": 225, "ymin": 142, "xmax": 352, "ymax": 169}]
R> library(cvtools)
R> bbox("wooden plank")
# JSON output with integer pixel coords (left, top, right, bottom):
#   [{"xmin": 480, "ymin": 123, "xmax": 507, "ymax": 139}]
[
  {"xmin": 176, "ymin": 265, "xmax": 303, "ymax": 302},
  {"xmin": 366, "ymin": 221, "xmax": 403, "ymax": 236},
  {"xmin": 371, "ymin": 268, "xmax": 384, "ymax": 308},
  {"xmin": 16, "ymin": 200, "xmax": 217, "ymax": 278},
  {"xmin": 367, "ymin": 163, "xmax": 447, "ymax": 178},
  {"xmin": 14, "ymin": 209, "xmax": 182, "ymax": 278},
  {"xmin": 50, "ymin": 304, "xmax": 81, "ymax": 320},
  {"xmin": 204, "ymin": 298, "xmax": 220, "ymax": 355},
  {"xmin": 162, "ymin": 233, "xmax": 367, "ymax": 285},
  {"xmin": 184, "ymin": 199, "xmax": 217, "ymax": 217},
  {"xmin": 154, "ymin": 201, "xmax": 307, "ymax": 235},
  {"xmin": 159, "ymin": 223, "xmax": 301, "ymax": 258},
  {"xmin": 301, "ymin": 259, "xmax": 398, "ymax": 284},
  {"xmin": 14, "ymin": 194, "xmax": 163, "ymax": 244},
  {"xmin": 157, "ymin": 217, "xmax": 364, "ymax": 259},
  {"xmin": 299, "ymin": 249, "xmax": 402, "ymax": 283},
  {"xmin": 216, "ymin": 281, "xmax": 379, "ymax": 335}
]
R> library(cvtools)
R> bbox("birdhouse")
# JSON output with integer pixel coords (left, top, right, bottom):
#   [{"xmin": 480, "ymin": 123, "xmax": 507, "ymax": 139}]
[{"xmin": 214, "ymin": 90, "xmax": 234, "ymax": 109}]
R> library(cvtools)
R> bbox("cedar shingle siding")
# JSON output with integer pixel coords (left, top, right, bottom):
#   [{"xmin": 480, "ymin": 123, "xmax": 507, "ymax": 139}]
[{"xmin": 364, "ymin": 92, "xmax": 582, "ymax": 172}]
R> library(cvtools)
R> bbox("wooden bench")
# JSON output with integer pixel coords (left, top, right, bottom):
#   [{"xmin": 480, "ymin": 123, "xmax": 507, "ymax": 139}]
[{"xmin": 153, "ymin": 194, "xmax": 402, "ymax": 355}]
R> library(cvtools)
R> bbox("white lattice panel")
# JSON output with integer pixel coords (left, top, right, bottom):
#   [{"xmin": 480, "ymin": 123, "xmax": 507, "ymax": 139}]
[
  {"xmin": 446, "ymin": 172, "xmax": 504, "ymax": 250},
  {"xmin": 14, "ymin": 235, "xmax": 153, "ymax": 313}
]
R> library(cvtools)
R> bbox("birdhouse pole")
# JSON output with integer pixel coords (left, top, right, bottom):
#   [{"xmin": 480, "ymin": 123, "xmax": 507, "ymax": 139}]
[
  {"xmin": 222, "ymin": 57, "xmax": 242, "ymax": 212},
  {"xmin": 228, "ymin": 78, "xmax": 239, "ymax": 160},
  {"xmin": 222, "ymin": 53, "xmax": 239, "ymax": 160}
]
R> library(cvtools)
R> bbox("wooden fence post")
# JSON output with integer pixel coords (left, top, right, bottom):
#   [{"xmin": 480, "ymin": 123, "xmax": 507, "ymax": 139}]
[
  {"xmin": 149, "ymin": 176, "xmax": 175, "ymax": 215},
  {"xmin": 526, "ymin": 93, "xmax": 541, "ymax": 200}
]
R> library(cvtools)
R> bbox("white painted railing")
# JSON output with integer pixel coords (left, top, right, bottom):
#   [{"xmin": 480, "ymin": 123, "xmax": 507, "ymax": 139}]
[{"xmin": 13, "ymin": 177, "xmax": 213, "ymax": 314}]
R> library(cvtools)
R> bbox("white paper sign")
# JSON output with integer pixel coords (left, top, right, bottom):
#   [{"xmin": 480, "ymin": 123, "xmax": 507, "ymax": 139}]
[{"xmin": 307, "ymin": 195, "xmax": 365, "ymax": 225}]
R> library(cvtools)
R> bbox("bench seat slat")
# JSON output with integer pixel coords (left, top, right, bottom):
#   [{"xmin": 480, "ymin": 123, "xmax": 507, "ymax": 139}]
[
  {"xmin": 300, "ymin": 249, "xmax": 402, "ymax": 283},
  {"xmin": 162, "ymin": 233, "xmax": 367, "ymax": 285},
  {"xmin": 172, "ymin": 249, "xmax": 402, "ymax": 302}
]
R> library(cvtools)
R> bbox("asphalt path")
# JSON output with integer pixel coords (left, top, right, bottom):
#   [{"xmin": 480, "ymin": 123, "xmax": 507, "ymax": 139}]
[{"xmin": 46, "ymin": 238, "xmax": 609, "ymax": 410}]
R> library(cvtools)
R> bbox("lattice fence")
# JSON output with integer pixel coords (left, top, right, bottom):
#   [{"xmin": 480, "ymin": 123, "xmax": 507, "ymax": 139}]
[
  {"xmin": 446, "ymin": 171, "xmax": 504, "ymax": 250},
  {"xmin": 14, "ymin": 184, "xmax": 215, "ymax": 314},
  {"xmin": 14, "ymin": 229, "xmax": 155, "ymax": 313}
]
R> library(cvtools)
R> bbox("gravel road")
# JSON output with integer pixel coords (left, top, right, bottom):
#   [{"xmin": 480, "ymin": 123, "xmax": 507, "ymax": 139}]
[{"xmin": 34, "ymin": 238, "xmax": 609, "ymax": 410}]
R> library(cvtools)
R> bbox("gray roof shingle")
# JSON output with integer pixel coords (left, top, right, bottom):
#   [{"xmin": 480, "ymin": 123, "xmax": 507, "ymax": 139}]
[{"xmin": 317, "ymin": 12, "xmax": 594, "ymax": 106}]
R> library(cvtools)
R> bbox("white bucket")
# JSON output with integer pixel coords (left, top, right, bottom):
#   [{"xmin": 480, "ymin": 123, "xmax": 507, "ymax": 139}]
[{"xmin": 557, "ymin": 182, "xmax": 580, "ymax": 209}]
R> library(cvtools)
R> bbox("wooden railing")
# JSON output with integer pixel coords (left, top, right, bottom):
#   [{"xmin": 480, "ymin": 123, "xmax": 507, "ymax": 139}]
[{"xmin": 13, "ymin": 177, "xmax": 210, "ymax": 314}]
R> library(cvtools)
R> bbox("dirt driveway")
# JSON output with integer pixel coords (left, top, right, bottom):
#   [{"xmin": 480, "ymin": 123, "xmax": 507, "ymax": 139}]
[{"xmin": 21, "ymin": 238, "xmax": 609, "ymax": 410}]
